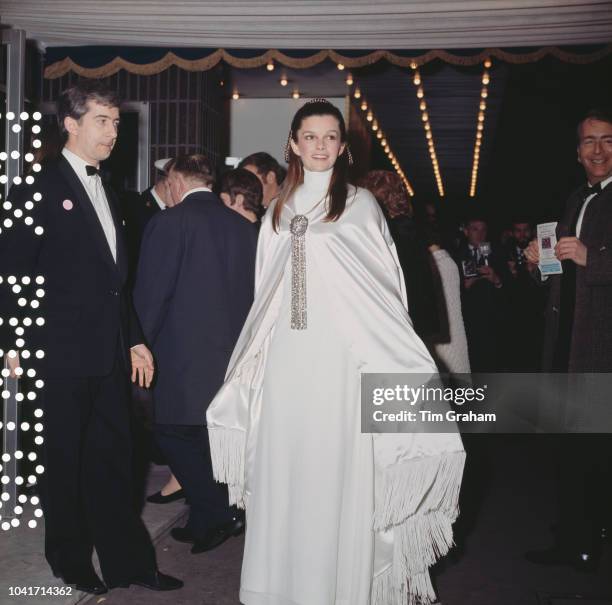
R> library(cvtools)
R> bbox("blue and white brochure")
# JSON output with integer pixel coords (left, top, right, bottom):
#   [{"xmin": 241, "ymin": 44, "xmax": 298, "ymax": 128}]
[{"xmin": 537, "ymin": 222, "xmax": 563, "ymax": 277}]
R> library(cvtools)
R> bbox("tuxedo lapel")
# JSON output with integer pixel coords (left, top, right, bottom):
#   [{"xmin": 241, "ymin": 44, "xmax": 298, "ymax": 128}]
[
  {"xmin": 104, "ymin": 182, "xmax": 128, "ymax": 283},
  {"xmin": 57, "ymin": 157, "xmax": 120, "ymax": 276},
  {"xmin": 558, "ymin": 188, "xmax": 585, "ymax": 238},
  {"xmin": 578, "ymin": 183, "xmax": 612, "ymax": 245}
]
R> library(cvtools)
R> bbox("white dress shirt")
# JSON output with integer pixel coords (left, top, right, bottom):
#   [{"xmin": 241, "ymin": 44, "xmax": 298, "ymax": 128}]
[
  {"xmin": 62, "ymin": 147, "xmax": 117, "ymax": 261},
  {"xmin": 576, "ymin": 174, "xmax": 612, "ymax": 238}
]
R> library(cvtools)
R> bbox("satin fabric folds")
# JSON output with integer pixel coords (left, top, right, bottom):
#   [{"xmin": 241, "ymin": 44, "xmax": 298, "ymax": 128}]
[{"xmin": 207, "ymin": 179, "xmax": 465, "ymax": 605}]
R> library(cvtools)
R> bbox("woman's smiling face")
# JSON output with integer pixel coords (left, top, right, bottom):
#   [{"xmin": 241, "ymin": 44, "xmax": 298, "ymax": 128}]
[{"xmin": 290, "ymin": 114, "xmax": 346, "ymax": 172}]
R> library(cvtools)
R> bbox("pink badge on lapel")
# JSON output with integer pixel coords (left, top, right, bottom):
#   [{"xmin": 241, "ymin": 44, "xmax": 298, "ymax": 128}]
[{"xmin": 63, "ymin": 199, "xmax": 73, "ymax": 211}]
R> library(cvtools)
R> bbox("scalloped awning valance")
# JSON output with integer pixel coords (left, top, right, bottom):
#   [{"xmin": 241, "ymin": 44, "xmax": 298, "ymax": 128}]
[{"xmin": 42, "ymin": 45, "xmax": 612, "ymax": 79}]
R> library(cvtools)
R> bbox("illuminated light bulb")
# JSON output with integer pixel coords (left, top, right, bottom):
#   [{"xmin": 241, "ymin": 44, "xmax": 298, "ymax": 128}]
[
  {"xmin": 266, "ymin": 60, "xmax": 274, "ymax": 71},
  {"xmin": 413, "ymin": 73, "xmax": 421, "ymax": 86},
  {"xmin": 292, "ymin": 90, "xmax": 300, "ymax": 99},
  {"xmin": 372, "ymin": 121, "xmax": 378, "ymax": 131},
  {"xmin": 478, "ymin": 113, "xmax": 484, "ymax": 122},
  {"xmin": 419, "ymin": 101, "xmax": 426, "ymax": 111},
  {"xmin": 421, "ymin": 112, "xmax": 429, "ymax": 122},
  {"xmin": 416, "ymin": 87, "xmax": 424, "ymax": 99},
  {"xmin": 426, "ymin": 131, "xmax": 432, "ymax": 140},
  {"xmin": 360, "ymin": 100, "xmax": 367, "ymax": 111},
  {"xmin": 232, "ymin": 91, "xmax": 240, "ymax": 100},
  {"xmin": 424, "ymin": 122, "xmax": 430, "ymax": 131},
  {"xmin": 376, "ymin": 131, "xmax": 382, "ymax": 139},
  {"xmin": 381, "ymin": 139, "xmax": 387, "ymax": 146},
  {"xmin": 480, "ymin": 101, "xmax": 486, "ymax": 111},
  {"xmin": 366, "ymin": 111, "xmax": 373, "ymax": 122},
  {"xmin": 481, "ymin": 90, "xmax": 488, "ymax": 99},
  {"xmin": 484, "ymin": 59, "xmax": 492, "ymax": 68},
  {"xmin": 410, "ymin": 61, "xmax": 418, "ymax": 70},
  {"xmin": 353, "ymin": 88, "xmax": 361, "ymax": 99},
  {"xmin": 337, "ymin": 63, "xmax": 345, "ymax": 71},
  {"xmin": 346, "ymin": 73, "xmax": 354, "ymax": 86},
  {"xmin": 280, "ymin": 76, "xmax": 288, "ymax": 87},
  {"xmin": 482, "ymin": 74, "xmax": 490, "ymax": 85}
]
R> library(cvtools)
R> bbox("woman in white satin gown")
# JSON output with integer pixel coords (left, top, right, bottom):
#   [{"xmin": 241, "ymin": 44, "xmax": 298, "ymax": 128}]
[{"xmin": 207, "ymin": 100, "xmax": 465, "ymax": 605}]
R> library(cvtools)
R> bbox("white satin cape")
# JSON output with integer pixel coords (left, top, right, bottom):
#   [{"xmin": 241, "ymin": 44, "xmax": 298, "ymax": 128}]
[{"xmin": 207, "ymin": 185, "xmax": 465, "ymax": 604}]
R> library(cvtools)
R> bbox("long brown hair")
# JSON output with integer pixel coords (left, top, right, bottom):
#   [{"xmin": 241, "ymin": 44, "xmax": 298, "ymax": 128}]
[{"xmin": 273, "ymin": 100, "xmax": 350, "ymax": 231}]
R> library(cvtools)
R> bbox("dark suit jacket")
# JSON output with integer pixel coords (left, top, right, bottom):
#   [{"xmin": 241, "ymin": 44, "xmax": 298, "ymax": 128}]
[
  {"xmin": 133, "ymin": 190, "xmax": 257, "ymax": 425},
  {"xmin": 0, "ymin": 156, "xmax": 142, "ymax": 377},
  {"xmin": 542, "ymin": 183, "xmax": 612, "ymax": 372}
]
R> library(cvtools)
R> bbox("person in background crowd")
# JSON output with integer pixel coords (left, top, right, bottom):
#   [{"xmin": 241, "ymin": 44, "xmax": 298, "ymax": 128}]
[
  {"xmin": 238, "ymin": 151, "xmax": 286, "ymax": 209},
  {"xmin": 361, "ymin": 170, "xmax": 470, "ymax": 374},
  {"xmin": 360, "ymin": 171, "xmax": 441, "ymax": 344},
  {"xmin": 124, "ymin": 158, "xmax": 175, "ymax": 280},
  {"xmin": 219, "ymin": 167, "xmax": 264, "ymax": 226},
  {"xmin": 455, "ymin": 214, "xmax": 508, "ymax": 371},
  {"xmin": 134, "ymin": 153, "xmax": 258, "ymax": 554}
]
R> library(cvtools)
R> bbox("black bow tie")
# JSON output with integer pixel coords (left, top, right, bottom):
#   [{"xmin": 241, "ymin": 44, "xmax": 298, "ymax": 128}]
[
  {"xmin": 85, "ymin": 165, "xmax": 100, "ymax": 177},
  {"xmin": 582, "ymin": 182, "xmax": 602, "ymax": 199}
]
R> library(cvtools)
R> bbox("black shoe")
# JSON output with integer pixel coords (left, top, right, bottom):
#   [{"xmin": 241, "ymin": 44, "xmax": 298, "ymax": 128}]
[
  {"xmin": 60, "ymin": 571, "xmax": 107, "ymax": 595},
  {"xmin": 170, "ymin": 526, "xmax": 195, "ymax": 544},
  {"xmin": 191, "ymin": 516, "xmax": 245, "ymax": 554},
  {"xmin": 146, "ymin": 489, "xmax": 185, "ymax": 504},
  {"xmin": 525, "ymin": 546, "xmax": 599, "ymax": 572},
  {"xmin": 119, "ymin": 570, "xmax": 183, "ymax": 591}
]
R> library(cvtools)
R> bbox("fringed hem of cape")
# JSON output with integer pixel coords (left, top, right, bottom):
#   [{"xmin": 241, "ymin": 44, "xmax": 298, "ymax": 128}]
[
  {"xmin": 372, "ymin": 510, "xmax": 458, "ymax": 605},
  {"xmin": 373, "ymin": 450, "xmax": 465, "ymax": 531},
  {"xmin": 208, "ymin": 426, "xmax": 246, "ymax": 509},
  {"xmin": 371, "ymin": 450, "xmax": 465, "ymax": 604},
  {"xmin": 372, "ymin": 563, "xmax": 437, "ymax": 605}
]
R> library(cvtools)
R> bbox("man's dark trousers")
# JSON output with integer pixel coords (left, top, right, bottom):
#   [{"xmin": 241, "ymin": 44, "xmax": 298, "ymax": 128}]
[
  {"xmin": 41, "ymin": 346, "xmax": 156, "ymax": 586},
  {"xmin": 154, "ymin": 424, "xmax": 233, "ymax": 539}
]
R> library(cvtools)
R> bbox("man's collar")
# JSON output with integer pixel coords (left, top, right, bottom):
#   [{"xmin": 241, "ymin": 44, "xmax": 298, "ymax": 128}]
[
  {"xmin": 180, "ymin": 186, "xmax": 212, "ymax": 202},
  {"xmin": 62, "ymin": 147, "xmax": 99, "ymax": 179},
  {"xmin": 150, "ymin": 186, "xmax": 166, "ymax": 210},
  {"xmin": 589, "ymin": 174, "xmax": 612, "ymax": 190}
]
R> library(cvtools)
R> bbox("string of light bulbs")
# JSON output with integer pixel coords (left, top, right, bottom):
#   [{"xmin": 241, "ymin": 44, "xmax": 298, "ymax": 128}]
[
  {"xmin": 469, "ymin": 59, "xmax": 492, "ymax": 197},
  {"xmin": 347, "ymin": 74, "xmax": 414, "ymax": 195},
  {"xmin": 0, "ymin": 109, "xmax": 47, "ymax": 533},
  {"xmin": 410, "ymin": 63, "xmax": 444, "ymax": 197}
]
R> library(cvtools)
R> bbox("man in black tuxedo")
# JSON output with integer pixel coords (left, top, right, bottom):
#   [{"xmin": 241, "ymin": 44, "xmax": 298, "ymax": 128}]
[
  {"xmin": 0, "ymin": 81, "xmax": 181, "ymax": 594},
  {"xmin": 454, "ymin": 215, "xmax": 508, "ymax": 371},
  {"xmin": 134, "ymin": 154, "xmax": 257, "ymax": 554},
  {"xmin": 525, "ymin": 109, "xmax": 612, "ymax": 571}
]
